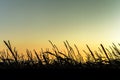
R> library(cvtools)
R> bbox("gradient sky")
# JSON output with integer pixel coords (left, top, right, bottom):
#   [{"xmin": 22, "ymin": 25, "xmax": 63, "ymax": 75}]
[{"xmin": 0, "ymin": 0, "xmax": 120, "ymax": 52}]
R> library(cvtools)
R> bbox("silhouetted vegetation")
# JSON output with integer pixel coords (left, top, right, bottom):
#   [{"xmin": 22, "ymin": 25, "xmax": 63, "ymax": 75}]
[{"xmin": 0, "ymin": 40, "xmax": 120, "ymax": 70}]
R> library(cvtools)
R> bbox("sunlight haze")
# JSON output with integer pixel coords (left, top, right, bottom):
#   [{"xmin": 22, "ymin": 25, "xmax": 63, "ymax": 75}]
[{"xmin": 0, "ymin": 0, "xmax": 120, "ymax": 53}]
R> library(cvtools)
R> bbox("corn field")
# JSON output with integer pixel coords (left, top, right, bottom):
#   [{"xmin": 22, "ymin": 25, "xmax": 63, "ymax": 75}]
[{"xmin": 0, "ymin": 40, "xmax": 120, "ymax": 69}]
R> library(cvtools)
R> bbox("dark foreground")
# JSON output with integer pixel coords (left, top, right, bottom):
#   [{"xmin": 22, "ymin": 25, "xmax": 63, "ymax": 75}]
[{"xmin": 0, "ymin": 68, "xmax": 120, "ymax": 80}]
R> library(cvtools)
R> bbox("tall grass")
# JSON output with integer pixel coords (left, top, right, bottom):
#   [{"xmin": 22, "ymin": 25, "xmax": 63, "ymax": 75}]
[{"xmin": 0, "ymin": 40, "xmax": 120, "ymax": 69}]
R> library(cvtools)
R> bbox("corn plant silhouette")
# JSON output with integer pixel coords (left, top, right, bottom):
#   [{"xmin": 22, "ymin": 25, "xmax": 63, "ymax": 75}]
[{"xmin": 0, "ymin": 40, "xmax": 120, "ymax": 70}]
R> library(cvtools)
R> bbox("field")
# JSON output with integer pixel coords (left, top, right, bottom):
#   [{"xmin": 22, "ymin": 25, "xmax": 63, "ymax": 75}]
[{"xmin": 0, "ymin": 40, "xmax": 120, "ymax": 78}]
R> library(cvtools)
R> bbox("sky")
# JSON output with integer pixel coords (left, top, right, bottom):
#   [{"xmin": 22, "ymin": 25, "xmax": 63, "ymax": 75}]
[{"xmin": 0, "ymin": 0, "xmax": 120, "ymax": 53}]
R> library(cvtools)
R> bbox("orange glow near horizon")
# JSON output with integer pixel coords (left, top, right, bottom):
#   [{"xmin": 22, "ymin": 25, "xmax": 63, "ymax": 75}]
[{"xmin": 0, "ymin": 40, "xmax": 118, "ymax": 55}]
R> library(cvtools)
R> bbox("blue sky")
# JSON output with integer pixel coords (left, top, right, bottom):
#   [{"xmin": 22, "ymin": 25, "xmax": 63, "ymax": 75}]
[{"xmin": 0, "ymin": 0, "xmax": 120, "ymax": 52}]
